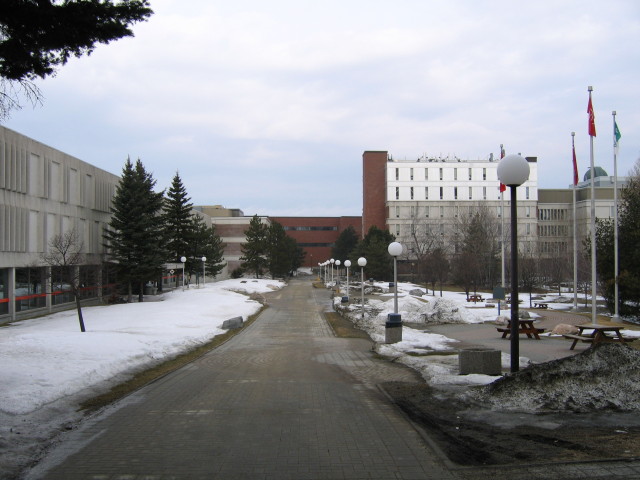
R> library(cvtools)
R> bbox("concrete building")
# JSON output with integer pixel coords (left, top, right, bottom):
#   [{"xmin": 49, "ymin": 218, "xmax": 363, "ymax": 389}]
[
  {"xmin": 362, "ymin": 149, "xmax": 623, "ymax": 269},
  {"xmin": 1, "ymin": 126, "xmax": 120, "ymax": 323}
]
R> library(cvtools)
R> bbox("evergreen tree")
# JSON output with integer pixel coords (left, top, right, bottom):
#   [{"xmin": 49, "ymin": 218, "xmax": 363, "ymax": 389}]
[
  {"xmin": 267, "ymin": 221, "xmax": 291, "ymax": 278},
  {"xmin": 352, "ymin": 226, "xmax": 395, "ymax": 280},
  {"xmin": 163, "ymin": 171, "xmax": 194, "ymax": 263},
  {"xmin": 596, "ymin": 159, "xmax": 640, "ymax": 317},
  {"xmin": 188, "ymin": 215, "xmax": 226, "ymax": 280},
  {"xmin": 331, "ymin": 226, "xmax": 359, "ymax": 262},
  {"xmin": 240, "ymin": 215, "xmax": 268, "ymax": 278},
  {"xmin": 1, "ymin": 0, "xmax": 152, "ymax": 119},
  {"xmin": 104, "ymin": 158, "xmax": 165, "ymax": 302}
]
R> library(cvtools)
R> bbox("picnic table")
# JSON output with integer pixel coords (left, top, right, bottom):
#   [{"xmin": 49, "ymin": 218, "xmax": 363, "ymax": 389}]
[
  {"xmin": 563, "ymin": 324, "xmax": 637, "ymax": 350},
  {"xmin": 533, "ymin": 302, "xmax": 548, "ymax": 309},
  {"xmin": 497, "ymin": 319, "xmax": 545, "ymax": 340},
  {"xmin": 467, "ymin": 294, "xmax": 483, "ymax": 303}
]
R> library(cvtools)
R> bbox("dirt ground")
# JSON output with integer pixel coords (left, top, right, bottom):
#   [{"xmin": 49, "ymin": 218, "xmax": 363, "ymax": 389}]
[{"xmin": 382, "ymin": 380, "xmax": 640, "ymax": 466}]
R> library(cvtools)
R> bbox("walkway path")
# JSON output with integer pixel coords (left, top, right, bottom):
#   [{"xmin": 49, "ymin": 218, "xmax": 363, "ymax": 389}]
[
  {"xmin": 26, "ymin": 280, "xmax": 640, "ymax": 479},
  {"xmin": 27, "ymin": 279, "xmax": 453, "ymax": 480}
]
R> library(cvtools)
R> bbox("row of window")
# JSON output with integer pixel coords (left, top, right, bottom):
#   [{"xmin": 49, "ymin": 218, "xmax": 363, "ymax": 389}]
[
  {"xmin": 392, "ymin": 186, "xmax": 531, "ymax": 201},
  {"xmin": 538, "ymin": 208, "xmax": 568, "ymax": 221},
  {"xmin": 538, "ymin": 224, "xmax": 569, "ymax": 237},
  {"xmin": 390, "ymin": 221, "xmax": 534, "ymax": 237},
  {"xmin": 283, "ymin": 226, "xmax": 338, "ymax": 231},
  {"xmin": 394, "ymin": 205, "xmax": 533, "ymax": 219},
  {"xmin": 393, "ymin": 167, "xmax": 489, "ymax": 182}
]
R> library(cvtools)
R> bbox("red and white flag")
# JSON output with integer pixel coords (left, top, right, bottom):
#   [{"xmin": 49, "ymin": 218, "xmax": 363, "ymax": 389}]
[{"xmin": 572, "ymin": 138, "xmax": 579, "ymax": 185}]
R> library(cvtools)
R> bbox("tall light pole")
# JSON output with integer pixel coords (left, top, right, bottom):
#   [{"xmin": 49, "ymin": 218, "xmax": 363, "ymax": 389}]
[
  {"xmin": 180, "ymin": 256, "xmax": 187, "ymax": 291},
  {"xmin": 344, "ymin": 260, "xmax": 351, "ymax": 302},
  {"xmin": 497, "ymin": 154, "xmax": 530, "ymax": 372},
  {"xmin": 358, "ymin": 257, "xmax": 367, "ymax": 320},
  {"xmin": 335, "ymin": 260, "xmax": 341, "ymax": 293},
  {"xmin": 330, "ymin": 258, "xmax": 335, "ymax": 287},
  {"xmin": 201, "ymin": 256, "xmax": 207, "ymax": 288},
  {"xmin": 386, "ymin": 242, "xmax": 403, "ymax": 344}
]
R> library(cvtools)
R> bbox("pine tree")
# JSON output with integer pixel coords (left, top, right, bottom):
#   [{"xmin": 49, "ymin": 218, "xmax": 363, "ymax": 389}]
[
  {"xmin": 163, "ymin": 171, "xmax": 194, "ymax": 264},
  {"xmin": 267, "ymin": 221, "xmax": 292, "ymax": 278},
  {"xmin": 331, "ymin": 226, "xmax": 359, "ymax": 262},
  {"xmin": 104, "ymin": 158, "xmax": 166, "ymax": 302},
  {"xmin": 240, "ymin": 215, "xmax": 268, "ymax": 278},
  {"xmin": 188, "ymin": 215, "xmax": 226, "ymax": 281},
  {"xmin": 352, "ymin": 226, "xmax": 395, "ymax": 281}
]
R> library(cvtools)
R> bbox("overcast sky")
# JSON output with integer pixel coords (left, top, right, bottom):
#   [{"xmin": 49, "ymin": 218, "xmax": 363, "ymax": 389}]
[{"xmin": 4, "ymin": 0, "xmax": 640, "ymax": 216}]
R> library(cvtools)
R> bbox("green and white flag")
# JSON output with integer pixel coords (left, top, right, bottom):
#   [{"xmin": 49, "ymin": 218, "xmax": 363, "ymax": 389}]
[{"xmin": 614, "ymin": 120, "xmax": 621, "ymax": 155}]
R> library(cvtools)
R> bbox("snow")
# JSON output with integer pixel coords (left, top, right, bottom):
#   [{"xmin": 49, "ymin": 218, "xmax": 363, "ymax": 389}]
[{"xmin": 0, "ymin": 279, "xmax": 284, "ymax": 416}]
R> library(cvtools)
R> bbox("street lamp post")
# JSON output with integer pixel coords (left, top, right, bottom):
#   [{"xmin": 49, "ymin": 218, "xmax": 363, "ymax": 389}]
[
  {"xmin": 180, "ymin": 256, "xmax": 187, "ymax": 291},
  {"xmin": 386, "ymin": 242, "xmax": 403, "ymax": 344},
  {"xmin": 358, "ymin": 257, "xmax": 367, "ymax": 320},
  {"xmin": 344, "ymin": 260, "xmax": 351, "ymax": 302},
  {"xmin": 201, "ymin": 256, "xmax": 207, "ymax": 288},
  {"xmin": 330, "ymin": 258, "xmax": 335, "ymax": 287},
  {"xmin": 497, "ymin": 154, "xmax": 530, "ymax": 373},
  {"xmin": 335, "ymin": 260, "xmax": 341, "ymax": 293}
]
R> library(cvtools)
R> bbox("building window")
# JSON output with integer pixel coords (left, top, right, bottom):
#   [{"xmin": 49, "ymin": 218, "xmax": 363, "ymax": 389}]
[
  {"xmin": 395, "ymin": 187, "xmax": 399, "ymax": 200},
  {"xmin": 482, "ymin": 168, "xmax": 486, "ymax": 180},
  {"xmin": 526, "ymin": 206, "xmax": 531, "ymax": 217},
  {"xmin": 440, "ymin": 223, "xmax": 444, "ymax": 236},
  {"xmin": 482, "ymin": 186, "xmax": 486, "ymax": 200},
  {"xmin": 395, "ymin": 206, "xmax": 400, "ymax": 218},
  {"xmin": 425, "ymin": 186, "xmax": 429, "ymax": 199},
  {"xmin": 454, "ymin": 206, "xmax": 459, "ymax": 218},
  {"xmin": 410, "ymin": 206, "xmax": 415, "ymax": 217},
  {"xmin": 526, "ymin": 223, "xmax": 531, "ymax": 235},
  {"xmin": 395, "ymin": 224, "xmax": 400, "ymax": 236},
  {"xmin": 395, "ymin": 168, "xmax": 399, "ymax": 180},
  {"xmin": 425, "ymin": 207, "xmax": 429, "ymax": 218},
  {"xmin": 469, "ymin": 187, "xmax": 472, "ymax": 200},
  {"xmin": 468, "ymin": 168, "xmax": 472, "ymax": 180},
  {"xmin": 454, "ymin": 168, "xmax": 458, "ymax": 180},
  {"xmin": 439, "ymin": 187, "xmax": 443, "ymax": 199},
  {"xmin": 410, "ymin": 168, "xmax": 414, "ymax": 180},
  {"xmin": 440, "ymin": 206, "xmax": 444, "ymax": 218},
  {"xmin": 526, "ymin": 186, "xmax": 530, "ymax": 199},
  {"xmin": 498, "ymin": 206, "xmax": 502, "ymax": 218},
  {"xmin": 454, "ymin": 187, "xmax": 458, "ymax": 200},
  {"xmin": 425, "ymin": 168, "xmax": 428, "ymax": 180},
  {"xmin": 410, "ymin": 187, "xmax": 414, "ymax": 200},
  {"xmin": 439, "ymin": 168, "xmax": 443, "ymax": 181}
]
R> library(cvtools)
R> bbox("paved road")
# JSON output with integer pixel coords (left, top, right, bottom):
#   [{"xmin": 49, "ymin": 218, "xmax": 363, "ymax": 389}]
[
  {"xmin": 26, "ymin": 280, "xmax": 640, "ymax": 479},
  {"xmin": 27, "ymin": 279, "xmax": 454, "ymax": 480}
]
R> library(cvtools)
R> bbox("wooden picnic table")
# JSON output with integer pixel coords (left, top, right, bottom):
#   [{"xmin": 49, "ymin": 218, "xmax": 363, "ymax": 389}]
[
  {"xmin": 467, "ymin": 294, "xmax": 483, "ymax": 303},
  {"xmin": 497, "ymin": 319, "xmax": 545, "ymax": 340},
  {"xmin": 533, "ymin": 302, "xmax": 548, "ymax": 309},
  {"xmin": 563, "ymin": 324, "xmax": 637, "ymax": 350}
]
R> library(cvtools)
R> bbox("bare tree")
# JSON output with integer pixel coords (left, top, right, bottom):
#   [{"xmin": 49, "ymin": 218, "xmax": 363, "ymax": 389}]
[{"xmin": 42, "ymin": 228, "xmax": 86, "ymax": 332}]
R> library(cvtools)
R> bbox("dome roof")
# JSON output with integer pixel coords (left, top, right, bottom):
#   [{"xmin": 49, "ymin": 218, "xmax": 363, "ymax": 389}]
[{"xmin": 583, "ymin": 166, "xmax": 609, "ymax": 181}]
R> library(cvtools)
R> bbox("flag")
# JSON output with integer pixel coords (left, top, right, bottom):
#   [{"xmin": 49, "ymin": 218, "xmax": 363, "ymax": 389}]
[
  {"xmin": 614, "ymin": 120, "xmax": 621, "ymax": 155},
  {"xmin": 572, "ymin": 140, "xmax": 579, "ymax": 186},
  {"xmin": 588, "ymin": 95, "xmax": 596, "ymax": 137},
  {"xmin": 499, "ymin": 144, "xmax": 506, "ymax": 192}
]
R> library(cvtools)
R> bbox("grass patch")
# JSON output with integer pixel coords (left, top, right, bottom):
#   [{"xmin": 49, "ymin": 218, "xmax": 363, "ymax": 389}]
[
  {"xmin": 324, "ymin": 311, "xmax": 371, "ymax": 340},
  {"xmin": 78, "ymin": 305, "xmax": 267, "ymax": 413}
]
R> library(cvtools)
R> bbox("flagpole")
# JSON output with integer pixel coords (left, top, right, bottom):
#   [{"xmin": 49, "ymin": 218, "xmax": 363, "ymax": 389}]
[
  {"xmin": 572, "ymin": 132, "xmax": 578, "ymax": 310},
  {"xmin": 500, "ymin": 144, "xmax": 506, "ymax": 290},
  {"xmin": 588, "ymin": 86, "xmax": 597, "ymax": 325},
  {"xmin": 612, "ymin": 111, "xmax": 619, "ymax": 320}
]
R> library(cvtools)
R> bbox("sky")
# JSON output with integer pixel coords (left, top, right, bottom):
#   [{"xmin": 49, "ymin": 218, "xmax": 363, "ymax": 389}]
[{"xmin": 3, "ymin": 0, "xmax": 640, "ymax": 216}]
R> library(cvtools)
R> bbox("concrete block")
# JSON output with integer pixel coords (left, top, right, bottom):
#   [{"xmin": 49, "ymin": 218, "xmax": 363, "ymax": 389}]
[
  {"xmin": 222, "ymin": 316, "xmax": 244, "ymax": 330},
  {"xmin": 459, "ymin": 348, "xmax": 501, "ymax": 375}
]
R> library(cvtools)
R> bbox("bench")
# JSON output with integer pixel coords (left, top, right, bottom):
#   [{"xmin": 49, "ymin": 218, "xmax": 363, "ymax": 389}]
[
  {"xmin": 467, "ymin": 295, "xmax": 484, "ymax": 303},
  {"xmin": 534, "ymin": 302, "xmax": 548, "ymax": 309},
  {"xmin": 563, "ymin": 333, "xmax": 637, "ymax": 350},
  {"xmin": 497, "ymin": 325, "xmax": 545, "ymax": 339}
]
